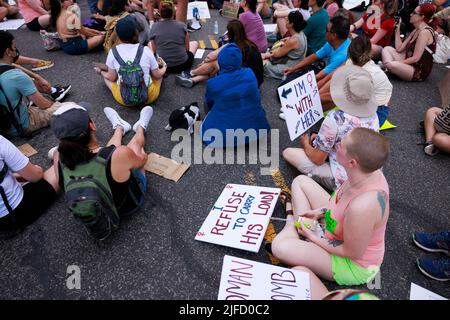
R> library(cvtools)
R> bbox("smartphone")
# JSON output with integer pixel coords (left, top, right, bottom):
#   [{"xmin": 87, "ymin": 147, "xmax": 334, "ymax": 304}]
[{"xmin": 93, "ymin": 62, "xmax": 108, "ymax": 71}]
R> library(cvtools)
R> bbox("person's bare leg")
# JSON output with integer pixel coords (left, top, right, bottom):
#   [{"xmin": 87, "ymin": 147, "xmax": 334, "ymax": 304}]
[
  {"xmin": 103, "ymin": 77, "xmax": 114, "ymax": 91},
  {"xmin": 271, "ymin": 213, "xmax": 334, "ymax": 280},
  {"xmin": 370, "ymin": 44, "xmax": 382, "ymax": 59},
  {"xmin": 107, "ymin": 128, "xmax": 124, "ymax": 147},
  {"xmin": 382, "ymin": 46, "xmax": 405, "ymax": 64},
  {"xmin": 292, "ymin": 266, "xmax": 329, "ymax": 300},
  {"xmin": 386, "ymin": 61, "xmax": 414, "ymax": 81},
  {"xmin": 191, "ymin": 74, "xmax": 209, "ymax": 83},
  {"xmin": 127, "ymin": 127, "xmax": 146, "ymax": 173},
  {"xmin": 282, "ymin": 147, "xmax": 307, "ymax": 169},
  {"xmin": 16, "ymin": 56, "xmax": 41, "ymax": 66},
  {"xmin": 189, "ymin": 41, "xmax": 199, "ymax": 55},
  {"xmin": 277, "ymin": 17, "xmax": 288, "ymax": 38},
  {"xmin": 87, "ymin": 34, "xmax": 105, "ymax": 51},
  {"xmin": 191, "ymin": 61, "xmax": 217, "ymax": 76},
  {"xmin": 176, "ymin": 0, "xmax": 188, "ymax": 23},
  {"xmin": 424, "ymin": 107, "xmax": 441, "ymax": 142},
  {"xmin": 290, "ymin": 175, "xmax": 329, "ymax": 217},
  {"xmin": 38, "ymin": 14, "xmax": 51, "ymax": 29},
  {"xmin": 432, "ymin": 133, "xmax": 450, "ymax": 153}
]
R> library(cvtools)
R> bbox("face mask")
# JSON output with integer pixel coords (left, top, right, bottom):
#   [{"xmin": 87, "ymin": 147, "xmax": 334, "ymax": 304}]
[{"xmin": 12, "ymin": 48, "xmax": 19, "ymax": 63}]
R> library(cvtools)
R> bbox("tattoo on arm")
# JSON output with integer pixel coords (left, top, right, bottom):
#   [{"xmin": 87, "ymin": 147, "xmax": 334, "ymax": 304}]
[
  {"xmin": 377, "ymin": 192, "xmax": 386, "ymax": 218},
  {"xmin": 328, "ymin": 239, "xmax": 343, "ymax": 247}
]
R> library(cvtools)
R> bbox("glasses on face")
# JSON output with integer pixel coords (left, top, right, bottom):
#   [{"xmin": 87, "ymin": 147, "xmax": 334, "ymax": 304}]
[{"xmin": 412, "ymin": 11, "xmax": 423, "ymax": 16}]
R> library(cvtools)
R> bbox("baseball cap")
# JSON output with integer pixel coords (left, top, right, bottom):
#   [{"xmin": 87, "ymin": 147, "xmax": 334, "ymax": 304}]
[
  {"xmin": 51, "ymin": 102, "xmax": 92, "ymax": 140},
  {"xmin": 115, "ymin": 15, "xmax": 138, "ymax": 41}
]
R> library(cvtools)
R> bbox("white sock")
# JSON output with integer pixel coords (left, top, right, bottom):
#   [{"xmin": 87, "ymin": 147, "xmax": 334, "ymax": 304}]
[
  {"xmin": 104, "ymin": 107, "xmax": 131, "ymax": 135},
  {"xmin": 133, "ymin": 106, "xmax": 154, "ymax": 132}
]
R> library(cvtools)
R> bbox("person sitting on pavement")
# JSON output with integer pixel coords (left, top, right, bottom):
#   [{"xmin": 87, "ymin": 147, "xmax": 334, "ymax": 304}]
[
  {"xmin": 51, "ymin": 102, "xmax": 153, "ymax": 238},
  {"xmin": 149, "ymin": 1, "xmax": 198, "ymax": 74},
  {"xmin": 349, "ymin": 0, "xmax": 398, "ymax": 59},
  {"xmin": 0, "ymin": 31, "xmax": 70, "ymax": 138},
  {"xmin": 282, "ymin": 65, "xmax": 380, "ymax": 191},
  {"xmin": 413, "ymin": 230, "xmax": 450, "ymax": 281},
  {"xmin": 284, "ymin": 15, "xmax": 351, "ymax": 84},
  {"xmin": 381, "ymin": 3, "xmax": 437, "ymax": 81},
  {"xmin": 319, "ymin": 35, "xmax": 393, "ymax": 126},
  {"xmin": 270, "ymin": 127, "xmax": 391, "ymax": 287},
  {"xmin": 300, "ymin": 0, "xmax": 329, "ymax": 54},
  {"xmin": 239, "ymin": 0, "xmax": 268, "ymax": 53},
  {"xmin": 175, "ymin": 19, "xmax": 264, "ymax": 88},
  {"xmin": 263, "ymin": 10, "xmax": 308, "ymax": 80},
  {"xmin": 96, "ymin": 15, "xmax": 166, "ymax": 107},
  {"xmin": 50, "ymin": 0, "xmax": 105, "ymax": 55},
  {"xmin": 272, "ymin": 0, "xmax": 311, "ymax": 40},
  {"xmin": 201, "ymin": 43, "xmax": 270, "ymax": 148},
  {"xmin": 422, "ymin": 103, "xmax": 450, "ymax": 155},
  {"xmin": 324, "ymin": 0, "xmax": 342, "ymax": 18},
  {"xmin": 17, "ymin": 0, "xmax": 51, "ymax": 31},
  {"xmin": 0, "ymin": 135, "xmax": 59, "ymax": 234},
  {"xmin": 0, "ymin": 0, "xmax": 19, "ymax": 21}
]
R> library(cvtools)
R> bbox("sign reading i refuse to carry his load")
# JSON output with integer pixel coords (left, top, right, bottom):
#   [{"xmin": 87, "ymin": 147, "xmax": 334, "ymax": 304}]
[
  {"xmin": 278, "ymin": 70, "xmax": 324, "ymax": 141},
  {"xmin": 218, "ymin": 255, "xmax": 311, "ymax": 300},
  {"xmin": 195, "ymin": 184, "xmax": 280, "ymax": 252}
]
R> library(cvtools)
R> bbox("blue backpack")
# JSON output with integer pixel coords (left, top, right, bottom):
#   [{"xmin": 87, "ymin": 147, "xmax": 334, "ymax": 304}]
[{"xmin": 112, "ymin": 45, "xmax": 148, "ymax": 106}]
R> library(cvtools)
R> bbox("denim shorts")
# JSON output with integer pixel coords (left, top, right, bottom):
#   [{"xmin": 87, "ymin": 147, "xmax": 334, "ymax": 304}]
[
  {"xmin": 119, "ymin": 169, "xmax": 147, "ymax": 217},
  {"xmin": 60, "ymin": 36, "xmax": 89, "ymax": 55}
]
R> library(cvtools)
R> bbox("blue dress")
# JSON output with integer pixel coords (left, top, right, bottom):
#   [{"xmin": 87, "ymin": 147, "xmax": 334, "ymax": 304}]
[{"xmin": 201, "ymin": 43, "xmax": 270, "ymax": 147}]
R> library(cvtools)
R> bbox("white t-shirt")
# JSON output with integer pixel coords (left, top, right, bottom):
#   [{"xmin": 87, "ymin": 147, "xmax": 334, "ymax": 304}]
[
  {"xmin": 106, "ymin": 43, "xmax": 159, "ymax": 87},
  {"xmin": 0, "ymin": 135, "xmax": 29, "ymax": 218},
  {"xmin": 345, "ymin": 59, "xmax": 393, "ymax": 106}
]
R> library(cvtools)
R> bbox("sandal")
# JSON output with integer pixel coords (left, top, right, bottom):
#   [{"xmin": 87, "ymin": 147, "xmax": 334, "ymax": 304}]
[{"xmin": 279, "ymin": 191, "xmax": 293, "ymax": 216}]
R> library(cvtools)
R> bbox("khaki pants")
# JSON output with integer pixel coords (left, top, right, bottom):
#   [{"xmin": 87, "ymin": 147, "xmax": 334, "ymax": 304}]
[
  {"xmin": 25, "ymin": 102, "xmax": 62, "ymax": 134},
  {"xmin": 295, "ymin": 148, "xmax": 336, "ymax": 191}
]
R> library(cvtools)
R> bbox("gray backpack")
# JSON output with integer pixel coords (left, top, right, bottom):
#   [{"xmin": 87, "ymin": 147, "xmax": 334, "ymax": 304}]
[{"xmin": 112, "ymin": 45, "xmax": 148, "ymax": 106}]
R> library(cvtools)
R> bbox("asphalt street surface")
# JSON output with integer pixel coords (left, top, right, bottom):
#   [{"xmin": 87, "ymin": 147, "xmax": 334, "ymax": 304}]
[{"xmin": 1, "ymin": 2, "xmax": 449, "ymax": 300}]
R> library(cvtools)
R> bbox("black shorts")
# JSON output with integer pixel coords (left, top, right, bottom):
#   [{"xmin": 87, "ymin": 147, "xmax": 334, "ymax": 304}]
[
  {"xmin": 0, "ymin": 179, "xmax": 57, "ymax": 230},
  {"xmin": 166, "ymin": 51, "xmax": 194, "ymax": 74},
  {"xmin": 26, "ymin": 17, "xmax": 44, "ymax": 31}
]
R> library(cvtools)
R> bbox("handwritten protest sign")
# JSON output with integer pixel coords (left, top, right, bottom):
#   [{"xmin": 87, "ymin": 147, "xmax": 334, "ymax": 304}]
[
  {"xmin": 195, "ymin": 184, "xmax": 280, "ymax": 252},
  {"xmin": 221, "ymin": 1, "xmax": 240, "ymax": 19},
  {"xmin": 278, "ymin": 70, "xmax": 323, "ymax": 141},
  {"xmin": 218, "ymin": 255, "xmax": 311, "ymax": 300},
  {"xmin": 187, "ymin": 1, "xmax": 211, "ymax": 20}
]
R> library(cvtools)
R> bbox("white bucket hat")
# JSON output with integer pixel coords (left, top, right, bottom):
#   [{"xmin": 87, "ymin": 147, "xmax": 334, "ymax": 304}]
[{"xmin": 330, "ymin": 65, "xmax": 378, "ymax": 118}]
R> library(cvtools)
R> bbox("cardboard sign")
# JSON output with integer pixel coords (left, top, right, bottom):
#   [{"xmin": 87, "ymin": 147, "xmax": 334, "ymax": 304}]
[
  {"xmin": 187, "ymin": 1, "xmax": 211, "ymax": 20},
  {"xmin": 18, "ymin": 144, "xmax": 38, "ymax": 157},
  {"xmin": 0, "ymin": 19, "xmax": 25, "ymax": 30},
  {"xmin": 278, "ymin": 71, "xmax": 323, "ymax": 141},
  {"xmin": 218, "ymin": 255, "xmax": 311, "ymax": 300},
  {"xmin": 221, "ymin": 1, "xmax": 240, "ymax": 19},
  {"xmin": 144, "ymin": 153, "xmax": 190, "ymax": 182},
  {"xmin": 195, "ymin": 184, "xmax": 280, "ymax": 252},
  {"xmin": 410, "ymin": 283, "xmax": 447, "ymax": 300}
]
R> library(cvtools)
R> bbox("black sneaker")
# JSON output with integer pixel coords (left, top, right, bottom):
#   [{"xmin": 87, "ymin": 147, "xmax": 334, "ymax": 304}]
[
  {"xmin": 51, "ymin": 85, "xmax": 72, "ymax": 102},
  {"xmin": 180, "ymin": 70, "xmax": 192, "ymax": 79},
  {"xmin": 187, "ymin": 24, "xmax": 201, "ymax": 33},
  {"xmin": 175, "ymin": 75, "xmax": 195, "ymax": 88}
]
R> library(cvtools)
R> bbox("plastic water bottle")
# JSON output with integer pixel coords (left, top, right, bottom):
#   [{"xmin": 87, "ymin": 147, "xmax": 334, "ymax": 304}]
[{"xmin": 214, "ymin": 21, "xmax": 219, "ymax": 35}]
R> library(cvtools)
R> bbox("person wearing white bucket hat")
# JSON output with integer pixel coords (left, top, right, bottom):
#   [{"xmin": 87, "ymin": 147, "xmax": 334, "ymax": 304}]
[{"xmin": 282, "ymin": 64, "xmax": 380, "ymax": 191}]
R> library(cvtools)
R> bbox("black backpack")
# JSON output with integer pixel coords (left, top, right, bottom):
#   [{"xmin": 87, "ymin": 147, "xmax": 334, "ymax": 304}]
[
  {"xmin": 0, "ymin": 65, "xmax": 25, "ymax": 137},
  {"xmin": 0, "ymin": 163, "xmax": 15, "ymax": 218}
]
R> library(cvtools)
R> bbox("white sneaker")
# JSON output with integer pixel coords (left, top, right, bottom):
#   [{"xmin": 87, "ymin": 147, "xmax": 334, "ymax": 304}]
[
  {"xmin": 424, "ymin": 143, "xmax": 439, "ymax": 156},
  {"xmin": 133, "ymin": 106, "xmax": 154, "ymax": 132},
  {"xmin": 279, "ymin": 112, "xmax": 286, "ymax": 120},
  {"xmin": 48, "ymin": 146, "xmax": 58, "ymax": 160},
  {"xmin": 104, "ymin": 107, "xmax": 131, "ymax": 135}
]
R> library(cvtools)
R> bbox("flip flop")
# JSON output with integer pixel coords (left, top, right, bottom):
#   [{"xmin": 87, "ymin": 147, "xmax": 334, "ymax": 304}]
[{"xmin": 279, "ymin": 191, "xmax": 293, "ymax": 216}]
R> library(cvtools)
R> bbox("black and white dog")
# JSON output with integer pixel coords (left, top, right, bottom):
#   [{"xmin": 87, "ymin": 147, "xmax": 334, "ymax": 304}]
[{"xmin": 165, "ymin": 102, "xmax": 201, "ymax": 134}]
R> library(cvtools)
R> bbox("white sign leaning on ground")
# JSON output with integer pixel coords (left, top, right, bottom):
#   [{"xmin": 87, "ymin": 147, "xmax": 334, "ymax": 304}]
[
  {"xmin": 218, "ymin": 255, "xmax": 311, "ymax": 300},
  {"xmin": 278, "ymin": 70, "xmax": 323, "ymax": 141},
  {"xmin": 187, "ymin": 1, "xmax": 211, "ymax": 20},
  {"xmin": 195, "ymin": 184, "xmax": 280, "ymax": 252}
]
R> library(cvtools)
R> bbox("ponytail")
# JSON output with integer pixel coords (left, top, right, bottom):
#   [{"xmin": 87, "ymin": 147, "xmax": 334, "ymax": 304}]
[{"xmin": 58, "ymin": 133, "xmax": 95, "ymax": 170}]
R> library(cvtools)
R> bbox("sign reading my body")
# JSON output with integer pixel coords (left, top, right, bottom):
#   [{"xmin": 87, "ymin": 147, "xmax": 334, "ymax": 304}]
[{"xmin": 210, "ymin": 191, "xmax": 278, "ymax": 245}]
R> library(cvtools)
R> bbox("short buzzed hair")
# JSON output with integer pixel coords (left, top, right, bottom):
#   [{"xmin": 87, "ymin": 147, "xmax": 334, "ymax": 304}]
[{"xmin": 346, "ymin": 128, "xmax": 390, "ymax": 173}]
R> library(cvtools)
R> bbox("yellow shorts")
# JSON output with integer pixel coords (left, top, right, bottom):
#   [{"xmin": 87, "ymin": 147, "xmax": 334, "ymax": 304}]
[{"xmin": 112, "ymin": 81, "xmax": 160, "ymax": 107}]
